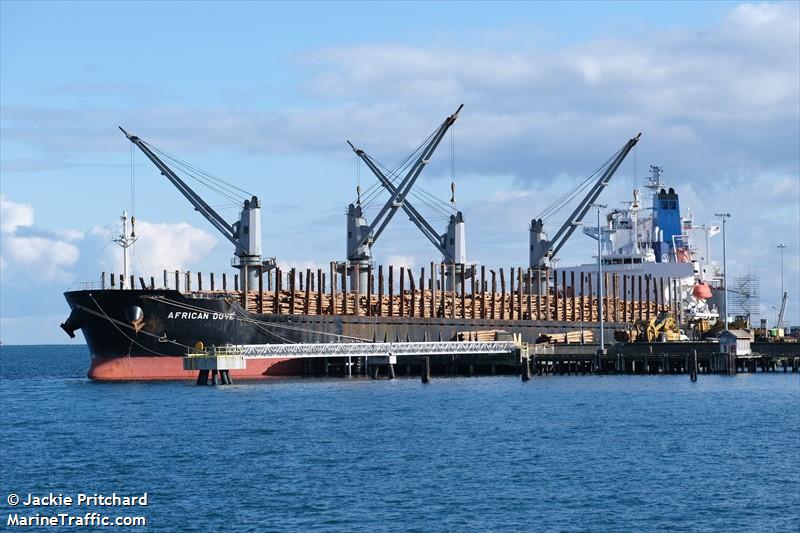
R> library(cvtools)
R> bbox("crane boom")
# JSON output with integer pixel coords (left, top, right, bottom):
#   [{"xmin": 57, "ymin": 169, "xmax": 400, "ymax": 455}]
[
  {"xmin": 530, "ymin": 133, "xmax": 641, "ymax": 268},
  {"xmin": 347, "ymin": 141, "xmax": 450, "ymax": 260},
  {"xmin": 362, "ymin": 104, "xmax": 463, "ymax": 248},
  {"xmin": 119, "ymin": 127, "xmax": 245, "ymax": 254}
]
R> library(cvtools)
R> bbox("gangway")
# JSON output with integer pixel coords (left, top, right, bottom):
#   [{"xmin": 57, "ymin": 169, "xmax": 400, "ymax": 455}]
[{"xmin": 184, "ymin": 336, "xmax": 531, "ymax": 384}]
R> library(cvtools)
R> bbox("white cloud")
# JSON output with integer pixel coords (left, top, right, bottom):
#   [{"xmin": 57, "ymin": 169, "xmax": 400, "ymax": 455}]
[
  {"xmin": 4, "ymin": 2, "xmax": 796, "ymax": 189},
  {"xmin": 0, "ymin": 195, "xmax": 80, "ymax": 281},
  {"xmin": 93, "ymin": 220, "xmax": 218, "ymax": 276},
  {"xmin": 0, "ymin": 194, "xmax": 34, "ymax": 233},
  {"xmin": 0, "ymin": 202, "xmax": 218, "ymax": 286},
  {"xmin": 3, "ymin": 234, "xmax": 80, "ymax": 272}
]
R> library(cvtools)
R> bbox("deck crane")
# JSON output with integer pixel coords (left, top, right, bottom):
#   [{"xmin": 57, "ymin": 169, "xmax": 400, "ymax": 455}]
[
  {"xmin": 529, "ymin": 133, "xmax": 641, "ymax": 271},
  {"xmin": 345, "ymin": 105, "xmax": 464, "ymax": 293},
  {"xmin": 119, "ymin": 127, "xmax": 273, "ymax": 289}
]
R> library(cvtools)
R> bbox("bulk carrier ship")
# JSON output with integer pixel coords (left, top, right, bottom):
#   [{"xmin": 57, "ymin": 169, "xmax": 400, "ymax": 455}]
[{"xmin": 61, "ymin": 106, "xmax": 690, "ymax": 380}]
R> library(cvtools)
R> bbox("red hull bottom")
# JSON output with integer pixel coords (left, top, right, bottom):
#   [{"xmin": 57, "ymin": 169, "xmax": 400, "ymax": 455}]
[{"xmin": 88, "ymin": 356, "xmax": 304, "ymax": 381}]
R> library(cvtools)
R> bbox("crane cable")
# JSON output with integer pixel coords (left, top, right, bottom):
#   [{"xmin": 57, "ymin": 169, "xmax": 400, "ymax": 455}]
[
  {"xmin": 356, "ymin": 124, "xmax": 439, "ymax": 208},
  {"xmin": 143, "ymin": 141, "xmax": 253, "ymax": 203},
  {"xmin": 536, "ymin": 147, "xmax": 622, "ymax": 222}
]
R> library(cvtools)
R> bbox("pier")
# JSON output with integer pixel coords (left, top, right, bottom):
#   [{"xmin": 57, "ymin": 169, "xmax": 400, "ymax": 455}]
[{"xmin": 184, "ymin": 338, "xmax": 800, "ymax": 385}]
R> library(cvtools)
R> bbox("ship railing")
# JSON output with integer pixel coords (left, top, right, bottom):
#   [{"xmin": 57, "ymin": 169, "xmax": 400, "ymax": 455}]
[
  {"xmin": 236, "ymin": 340, "xmax": 521, "ymax": 359},
  {"xmin": 186, "ymin": 344, "xmax": 245, "ymax": 358},
  {"xmin": 185, "ymin": 340, "xmax": 526, "ymax": 360},
  {"xmin": 77, "ymin": 281, "xmax": 106, "ymax": 291}
]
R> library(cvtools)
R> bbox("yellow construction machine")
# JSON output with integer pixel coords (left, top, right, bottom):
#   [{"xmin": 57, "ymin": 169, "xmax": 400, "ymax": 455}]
[{"xmin": 630, "ymin": 312, "xmax": 683, "ymax": 342}]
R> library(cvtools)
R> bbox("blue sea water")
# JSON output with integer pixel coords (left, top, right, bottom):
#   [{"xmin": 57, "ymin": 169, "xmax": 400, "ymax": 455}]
[{"xmin": 0, "ymin": 345, "xmax": 798, "ymax": 532}]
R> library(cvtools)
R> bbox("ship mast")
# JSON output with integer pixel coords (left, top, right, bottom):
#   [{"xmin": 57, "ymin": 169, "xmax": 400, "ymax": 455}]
[{"xmin": 112, "ymin": 210, "xmax": 137, "ymax": 288}]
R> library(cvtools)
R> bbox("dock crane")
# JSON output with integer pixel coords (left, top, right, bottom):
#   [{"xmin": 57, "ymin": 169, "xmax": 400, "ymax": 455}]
[
  {"xmin": 119, "ymin": 127, "xmax": 273, "ymax": 289},
  {"xmin": 345, "ymin": 105, "xmax": 465, "ymax": 292},
  {"xmin": 529, "ymin": 133, "xmax": 641, "ymax": 271}
]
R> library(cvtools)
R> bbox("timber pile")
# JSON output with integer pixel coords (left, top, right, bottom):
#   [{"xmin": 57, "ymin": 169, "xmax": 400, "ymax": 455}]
[
  {"xmin": 161, "ymin": 266, "xmax": 678, "ymax": 326},
  {"xmin": 121, "ymin": 267, "xmax": 680, "ymax": 326},
  {"xmin": 232, "ymin": 289, "xmax": 668, "ymax": 322},
  {"xmin": 455, "ymin": 329, "xmax": 506, "ymax": 342},
  {"xmin": 536, "ymin": 330, "xmax": 594, "ymax": 344}
]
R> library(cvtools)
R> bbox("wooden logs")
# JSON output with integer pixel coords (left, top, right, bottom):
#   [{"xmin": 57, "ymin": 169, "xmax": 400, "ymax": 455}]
[{"xmin": 164, "ymin": 263, "xmax": 674, "ymax": 324}]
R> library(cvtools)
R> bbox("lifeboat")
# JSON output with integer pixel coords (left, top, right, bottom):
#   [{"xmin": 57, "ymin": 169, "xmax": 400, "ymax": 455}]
[{"xmin": 692, "ymin": 283, "xmax": 712, "ymax": 299}]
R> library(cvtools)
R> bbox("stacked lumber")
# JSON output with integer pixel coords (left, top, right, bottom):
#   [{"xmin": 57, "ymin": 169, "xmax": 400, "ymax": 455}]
[
  {"xmin": 230, "ymin": 289, "xmax": 668, "ymax": 324},
  {"xmin": 454, "ymin": 329, "xmax": 506, "ymax": 342},
  {"xmin": 536, "ymin": 330, "xmax": 594, "ymax": 344}
]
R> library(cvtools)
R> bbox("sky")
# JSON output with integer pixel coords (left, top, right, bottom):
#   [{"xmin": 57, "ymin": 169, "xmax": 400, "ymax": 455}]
[{"xmin": 1, "ymin": 0, "xmax": 798, "ymax": 344}]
